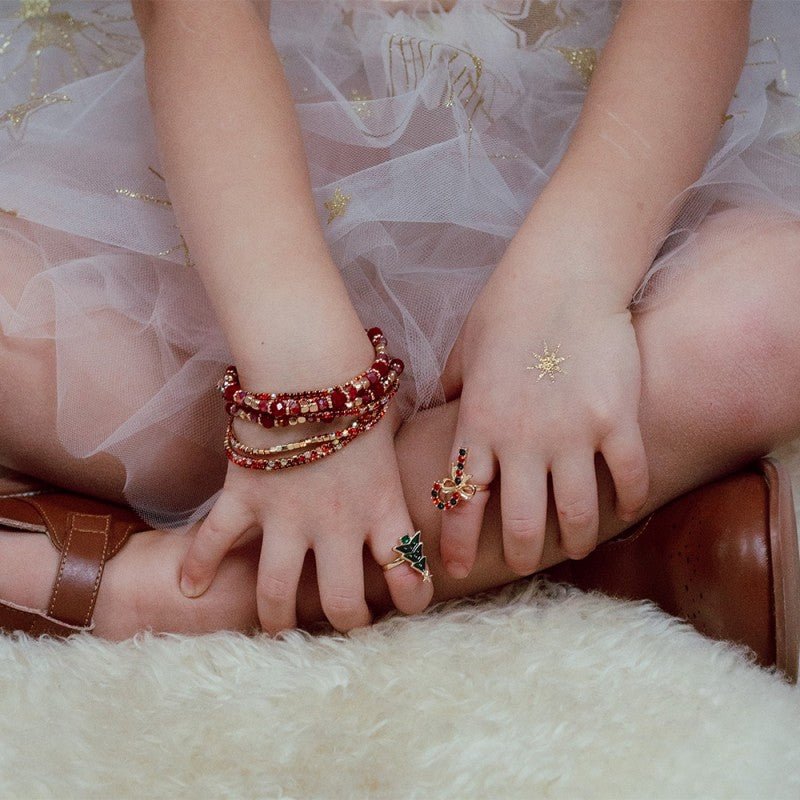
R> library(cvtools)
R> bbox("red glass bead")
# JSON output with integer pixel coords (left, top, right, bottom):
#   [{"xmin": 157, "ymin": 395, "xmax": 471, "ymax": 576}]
[
  {"xmin": 367, "ymin": 327, "xmax": 382, "ymax": 340},
  {"xmin": 223, "ymin": 384, "xmax": 238, "ymax": 402},
  {"xmin": 389, "ymin": 358, "xmax": 404, "ymax": 375},
  {"xmin": 372, "ymin": 381, "xmax": 385, "ymax": 398},
  {"xmin": 259, "ymin": 413, "xmax": 274, "ymax": 428},
  {"xmin": 331, "ymin": 388, "xmax": 347, "ymax": 410},
  {"xmin": 366, "ymin": 369, "xmax": 380, "ymax": 385},
  {"xmin": 346, "ymin": 384, "xmax": 359, "ymax": 400},
  {"xmin": 270, "ymin": 399, "xmax": 287, "ymax": 417},
  {"xmin": 287, "ymin": 399, "xmax": 301, "ymax": 416}
]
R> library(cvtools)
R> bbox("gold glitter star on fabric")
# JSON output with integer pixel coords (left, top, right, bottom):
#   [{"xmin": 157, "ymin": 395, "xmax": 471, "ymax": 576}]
[
  {"xmin": 324, "ymin": 187, "xmax": 351, "ymax": 224},
  {"xmin": 488, "ymin": 0, "xmax": 579, "ymax": 50},
  {"xmin": 527, "ymin": 341, "xmax": 569, "ymax": 381},
  {"xmin": 556, "ymin": 47, "xmax": 597, "ymax": 86},
  {"xmin": 0, "ymin": 92, "xmax": 70, "ymax": 137}
]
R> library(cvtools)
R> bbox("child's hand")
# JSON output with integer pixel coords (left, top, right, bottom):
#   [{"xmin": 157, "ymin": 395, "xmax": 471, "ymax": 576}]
[
  {"xmin": 180, "ymin": 375, "xmax": 433, "ymax": 637},
  {"xmin": 438, "ymin": 234, "xmax": 649, "ymax": 578}
]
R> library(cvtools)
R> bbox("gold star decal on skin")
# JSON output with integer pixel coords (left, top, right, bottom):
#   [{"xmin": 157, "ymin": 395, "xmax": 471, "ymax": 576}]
[
  {"xmin": 324, "ymin": 187, "xmax": 351, "ymax": 224},
  {"xmin": 527, "ymin": 341, "xmax": 569, "ymax": 381}
]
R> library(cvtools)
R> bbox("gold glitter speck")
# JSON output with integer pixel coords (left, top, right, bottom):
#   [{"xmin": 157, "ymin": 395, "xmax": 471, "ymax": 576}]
[
  {"xmin": 527, "ymin": 342, "xmax": 569, "ymax": 381},
  {"xmin": 114, "ymin": 187, "xmax": 172, "ymax": 207},
  {"xmin": 19, "ymin": 0, "xmax": 50, "ymax": 20},
  {"xmin": 556, "ymin": 47, "xmax": 596, "ymax": 86},
  {"xmin": 324, "ymin": 187, "xmax": 351, "ymax": 224},
  {"xmin": 349, "ymin": 89, "xmax": 372, "ymax": 119}
]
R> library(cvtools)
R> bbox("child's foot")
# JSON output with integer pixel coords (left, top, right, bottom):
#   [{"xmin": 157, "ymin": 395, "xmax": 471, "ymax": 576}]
[{"xmin": 0, "ymin": 525, "xmax": 262, "ymax": 641}]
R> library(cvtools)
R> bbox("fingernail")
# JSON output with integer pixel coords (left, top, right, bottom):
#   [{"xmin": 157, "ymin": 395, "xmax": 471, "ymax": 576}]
[
  {"xmin": 180, "ymin": 575, "xmax": 202, "ymax": 598},
  {"xmin": 621, "ymin": 511, "xmax": 642, "ymax": 524},
  {"xmin": 447, "ymin": 561, "xmax": 470, "ymax": 579}
]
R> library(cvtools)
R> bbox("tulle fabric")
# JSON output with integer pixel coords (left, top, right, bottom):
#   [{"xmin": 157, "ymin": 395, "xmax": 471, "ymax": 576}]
[{"xmin": 0, "ymin": 0, "xmax": 799, "ymax": 527}]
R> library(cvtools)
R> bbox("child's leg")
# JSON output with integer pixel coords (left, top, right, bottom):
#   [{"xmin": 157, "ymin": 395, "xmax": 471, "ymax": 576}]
[{"xmin": 3, "ymin": 205, "xmax": 800, "ymax": 638}]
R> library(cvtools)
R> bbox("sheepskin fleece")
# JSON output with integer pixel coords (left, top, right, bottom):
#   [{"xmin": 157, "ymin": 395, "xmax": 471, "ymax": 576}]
[{"xmin": 1, "ymin": 441, "xmax": 799, "ymax": 799}]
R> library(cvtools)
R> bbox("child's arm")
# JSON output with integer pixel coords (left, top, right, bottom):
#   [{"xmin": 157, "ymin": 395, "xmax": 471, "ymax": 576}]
[
  {"xmin": 132, "ymin": 0, "xmax": 433, "ymax": 632},
  {"xmin": 513, "ymin": 0, "xmax": 752, "ymax": 302},
  {"xmin": 439, "ymin": 0, "xmax": 752, "ymax": 577},
  {"xmin": 133, "ymin": 0, "xmax": 366, "ymax": 383}
]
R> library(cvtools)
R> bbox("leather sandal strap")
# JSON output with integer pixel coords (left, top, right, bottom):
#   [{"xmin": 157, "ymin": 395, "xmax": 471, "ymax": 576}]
[
  {"xmin": 0, "ymin": 489, "xmax": 148, "ymax": 635},
  {"xmin": 47, "ymin": 511, "xmax": 110, "ymax": 628}
]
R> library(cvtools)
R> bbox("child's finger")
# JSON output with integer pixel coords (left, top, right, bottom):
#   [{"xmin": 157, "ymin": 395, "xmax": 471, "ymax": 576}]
[
  {"xmin": 601, "ymin": 425, "xmax": 650, "ymax": 522},
  {"xmin": 255, "ymin": 530, "xmax": 309, "ymax": 636},
  {"xmin": 550, "ymin": 451, "xmax": 600, "ymax": 559},
  {"xmin": 369, "ymin": 502, "xmax": 434, "ymax": 616},
  {"xmin": 499, "ymin": 454, "xmax": 548, "ymax": 575},
  {"xmin": 180, "ymin": 493, "xmax": 256, "ymax": 598},
  {"xmin": 437, "ymin": 443, "xmax": 496, "ymax": 579}
]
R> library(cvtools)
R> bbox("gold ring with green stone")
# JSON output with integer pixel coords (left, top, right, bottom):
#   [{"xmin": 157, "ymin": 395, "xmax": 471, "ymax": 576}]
[{"xmin": 381, "ymin": 530, "xmax": 432, "ymax": 582}]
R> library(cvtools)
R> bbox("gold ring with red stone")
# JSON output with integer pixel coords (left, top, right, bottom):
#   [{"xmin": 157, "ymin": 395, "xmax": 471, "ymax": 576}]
[{"xmin": 431, "ymin": 448, "xmax": 490, "ymax": 511}]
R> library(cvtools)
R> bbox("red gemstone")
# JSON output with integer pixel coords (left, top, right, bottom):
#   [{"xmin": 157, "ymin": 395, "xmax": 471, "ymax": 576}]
[
  {"xmin": 389, "ymin": 358, "xmax": 404, "ymax": 375},
  {"xmin": 372, "ymin": 381, "xmax": 385, "ymax": 398},
  {"xmin": 367, "ymin": 327, "xmax": 382, "ymax": 340},
  {"xmin": 259, "ymin": 413, "xmax": 274, "ymax": 428},
  {"xmin": 331, "ymin": 388, "xmax": 347, "ymax": 410},
  {"xmin": 271, "ymin": 399, "xmax": 287, "ymax": 417},
  {"xmin": 287, "ymin": 399, "xmax": 301, "ymax": 416},
  {"xmin": 223, "ymin": 384, "xmax": 238, "ymax": 401},
  {"xmin": 375, "ymin": 360, "xmax": 390, "ymax": 377},
  {"xmin": 346, "ymin": 384, "xmax": 359, "ymax": 400},
  {"xmin": 366, "ymin": 369, "xmax": 380, "ymax": 385},
  {"xmin": 258, "ymin": 398, "xmax": 270, "ymax": 412}
]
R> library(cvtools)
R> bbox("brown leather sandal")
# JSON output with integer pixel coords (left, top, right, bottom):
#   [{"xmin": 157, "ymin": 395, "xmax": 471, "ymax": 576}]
[
  {"xmin": 0, "ymin": 480, "xmax": 148, "ymax": 636},
  {"xmin": 544, "ymin": 456, "xmax": 800, "ymax": 683}
]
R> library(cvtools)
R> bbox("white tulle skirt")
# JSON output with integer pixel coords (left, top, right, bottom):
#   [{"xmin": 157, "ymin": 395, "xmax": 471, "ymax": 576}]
[{"xmin": 1, "ymin": 0, "xmax": 799, "ymax": 527}]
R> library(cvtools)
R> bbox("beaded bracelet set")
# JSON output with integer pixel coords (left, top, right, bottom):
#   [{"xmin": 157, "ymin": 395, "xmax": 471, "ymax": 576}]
[{"xmin": 217, "ymin": 327, "xmax": 403, "ymax": 471}]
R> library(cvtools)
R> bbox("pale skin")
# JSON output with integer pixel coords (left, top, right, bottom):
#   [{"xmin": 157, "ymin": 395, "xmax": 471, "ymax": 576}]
[{"xmin": 2, "ymin": 0, "xmax": 800, "ymax": 639}]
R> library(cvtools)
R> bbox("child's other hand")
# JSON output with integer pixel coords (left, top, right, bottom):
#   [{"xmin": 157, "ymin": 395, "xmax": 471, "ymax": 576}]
[
  {"xmin": 438, "ymin": 231, "xmax": 649, "ymax": 578},
  {"xmin": 179, "ymin": 350, "xmax": 433, "ymax": 636}
]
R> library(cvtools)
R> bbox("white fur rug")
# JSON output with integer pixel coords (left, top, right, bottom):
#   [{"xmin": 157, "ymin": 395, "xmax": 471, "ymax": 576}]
[{"xmin": 1, "ymin": 444, "xmax": 800, "ymax": 798}]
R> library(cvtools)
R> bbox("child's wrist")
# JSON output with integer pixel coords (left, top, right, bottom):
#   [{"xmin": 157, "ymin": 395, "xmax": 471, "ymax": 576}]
[
  {"xmin": 510, "ymin": 181, "xmax": 658, "ymax": 308},
  {"xmin": 232, "ymin": 314, "xmax": 376, "ymax": 392}
]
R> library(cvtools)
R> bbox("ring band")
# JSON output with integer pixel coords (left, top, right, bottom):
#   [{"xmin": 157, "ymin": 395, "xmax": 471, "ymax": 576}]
[
  {"xmin": 431, "ymin": 447, "xmax": 490, "ymax": 511},
  {"xmin": 381, "ymin": 531, "xmax": 432, "ymax": 582}
]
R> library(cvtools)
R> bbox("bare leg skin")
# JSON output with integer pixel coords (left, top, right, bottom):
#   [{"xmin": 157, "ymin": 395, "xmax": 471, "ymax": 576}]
[{"xmin": 3, "ymin": 206, "xmax": 800, "ymax": 638}]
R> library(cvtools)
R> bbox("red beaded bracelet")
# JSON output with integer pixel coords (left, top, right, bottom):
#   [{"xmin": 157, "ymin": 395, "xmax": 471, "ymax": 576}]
[
  {"xmin": 218, "ymin": 327, "xmax": 403, "ymax": 471},
  {"xmin": 224, "ymin": 382, "xmax": 398, "ymax": 470},
  {"xmin": 217, "ymin": 327, "xmax": 404, "ymax": 429}
]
